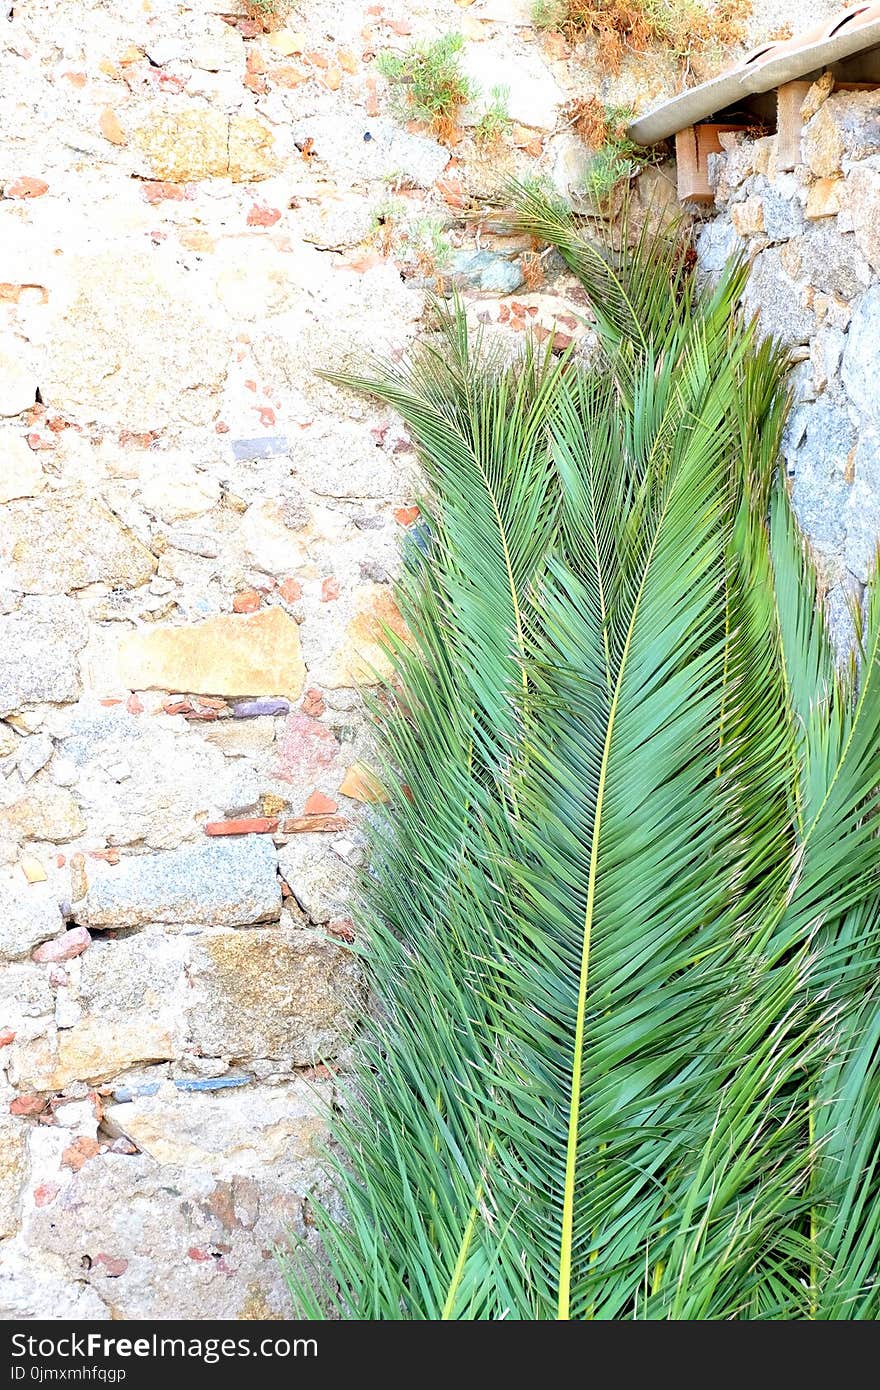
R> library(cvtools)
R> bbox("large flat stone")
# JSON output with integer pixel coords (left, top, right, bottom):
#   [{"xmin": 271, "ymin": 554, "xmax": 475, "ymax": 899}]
[
  {"xmin": 0, "ymin": 434, "xmax": 45, "ymax": 504},
  {"xmin": 460, "ymin": 46, "xmax": 563, "ymax": 130},
  {"xmin": 290, "ymin": 114, "xmax": 448, "ymax": 187},
  {"xmin": 0, "ymin": 786, "xmax": 85, "ymax": 844},
  {"xmin": 118, "ymin": 606, "xmax": 306, "ymax": 699},
  {"xmin": 20, "ymin": 1100, "xmax": 330, "ymax": 1318},
  {"xmin": 277, "ymin": 837, "xmax": 354, "ymax": 925},
  {"xmin": 133, "ymin": 109, "xmax": 277, "ymax": 182},
  {"xmin": 325, "ymin": 583, "xmax": 409, "ymax": 688},
  {"xmin": 85, "ymin": 837, "xmax": 281, "ymax": 929},
  {"xmin": 0, "ymin": 879, "xmax": 64, "ymax": 961},
  {"xmin": 787, "ymin": 397, "xmax": 856, "ymax": 560},
  {"xmin": 843, "ymin": 285, "xmax": 880, "ymax": 428},
  {"xmin": 9, "ymin": 1018, "xmax": 177, "ymax": 1091},
  {"xmin": 0, "ymin": 598, "xmax": 87, "ymax": 716},
  {"xmin": 61, "ymin": 709, "xmax": 261, "ymax": 850},
  {"xmin": 0, "ymin": 1116, "xmax": 28, "ymax": 1238},
  {"xmin": 741, "ymin": 247, "xmax": 815, "ymax": 346},
  {"xmin": 43, "ymin": 251, "xmax": 233, "ymax": 432},
  {"xmin": 104, "ymin": 1080, "xmax": 328, "ymax": 1178},
  {"xmin": 187, "ymin": 926, "xmax": 362, "ymax": 1066},
  {"xmin": 2, "ymin": 492, "xmax": 155, "ymax": 595}
]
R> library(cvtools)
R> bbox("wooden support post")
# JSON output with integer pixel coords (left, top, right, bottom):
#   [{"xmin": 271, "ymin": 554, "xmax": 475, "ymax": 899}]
[
  {"xmin": 674, "ymin": 123, "xmax": 753, "ymax": 204},
  {"xmin": 776, "ymin": 80, "xmax": 812, "ymax": 171}
]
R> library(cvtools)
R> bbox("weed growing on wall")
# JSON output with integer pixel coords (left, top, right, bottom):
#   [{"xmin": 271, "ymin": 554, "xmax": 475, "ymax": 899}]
[{"xmin": 376, "ymin": 34, "xmax": 474, "ymax": 142}]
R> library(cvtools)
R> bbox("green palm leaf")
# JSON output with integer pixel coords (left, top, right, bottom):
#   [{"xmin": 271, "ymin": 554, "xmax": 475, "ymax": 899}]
[{"xmin": 285, "ymin": 209, "xmax": 880, "ymax": 1320}]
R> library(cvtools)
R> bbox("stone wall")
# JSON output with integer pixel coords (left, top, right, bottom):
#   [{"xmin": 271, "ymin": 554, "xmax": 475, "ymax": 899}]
[
  {"xmin": 696, "ymin": 82, "xmax": 880, "ymax": 652},
  {"xmin": 0, "ymin": 0, "xmax": 822, "ymax": 1320},
  {"xmin": 0, "ymin": 0, "xmax": 609, "ymax": 1322}
]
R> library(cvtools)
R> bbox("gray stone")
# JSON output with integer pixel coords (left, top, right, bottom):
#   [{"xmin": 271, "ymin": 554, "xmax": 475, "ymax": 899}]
[
  {"xmin": 845, "ymin": 432, "xmax": 880, "ymax": 582},
  {"xmin": 460, "ymin": 46, "xmax": 562, "ymax": 130},
  {"xmin": 788, "ymin": 397, "xmax": 856, "ymax": 558},
  {"xmin": 825, "ymin": 90, "xmax": 880, "ymax": 162},
  {"xmin": 780, "ymin": 227, "xmax": 862, "ymax": 300},
  {"xmin": 844, "ymin": 480, "xmax": 880, "ymax": 582},
  {"xmin": 761, "ymin": 185, "xmax": 805, "ymax": 243},
  {"xmin": 19, "ymin": 1095, "xmax": 328, "ymax": 1317},
  {"xmin": 449, "ymin": 249, "xmax": 524, "ymax": 295},
  {"xmin": 843, "ymin": 286, "xmax": 880, "ymax": 427},
  {"xmin": 696, "ymin": 217, "xmax": 740, "ymax": 276},
  {"xmin": 1, "ymin": 493, "xmax": 155, "ymax": 595},
  {"xmin": 825, "ymin": 580, "xmax": 861, "ymax": 663},
  {"xmin": 163, "ymin": 530, "xmax": 219, "ymax": 559},
  {"xmin": 86, "ymin": 837, "xmax": 281, "ymax": 929},
  {"xmin": 0, "ymin": 879, "xmax": 64, "ymax": 961},
  {"xmin": 811, "ymin": 325, "xmax": 845, "ymax": 393},
  {"xmin": 230, "ymin": 435, "xmax": 290, "ymax": 462},
  {"xmin": 292, "ymin": 115, "xmax": 449, "ymax": 188},
  {"xmin": 549, "ymin": 132, "xmax": 592, "ymax": 199},
  {"xmin": 0, "ymin": 961, "xmax": 54, "ymax": 1032},
  {"xmin": 61, "ymin": 706, "xmax": 261, "ymax": 845},
  {"xmin": 277, "ymin": 836, "xmax": 354, "ymax": 925},
  {"xmin": 233, "ymin": 698, "xmax": 290, "ymax": 719},
  {"xmin": 16, "ymin": 733, "xmax": 53, "ymax": 783},
  {"xmin": 187, "ymin": 926, "xmax": 363, "ymax": 1065},
  {"xmin": 741, "ymin": 248, "xmax": 815, "ymax": 345},
  {"xmin": 847, "ymin": 162, "xmax": 880, "ymax": 272},
  {"xmin": 0, "ymin": 1253, "xmax": 110, "ymax": 1321},
  {"xmin": 0, "ymin": 598, "xmax": 87, "ymax": 716},
  {"xmin": 79, "ymin": 933, "xmax": 189, "ymax": 1017},
  {"xmin": 298, "ymin": 197, "xmax": 375, "ymax": 250}
]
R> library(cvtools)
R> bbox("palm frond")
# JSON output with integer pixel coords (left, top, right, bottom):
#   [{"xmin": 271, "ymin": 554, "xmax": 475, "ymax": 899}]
[{"xmin": 286, "ymin": 211, "xmax": 880, "ymax": 1320}]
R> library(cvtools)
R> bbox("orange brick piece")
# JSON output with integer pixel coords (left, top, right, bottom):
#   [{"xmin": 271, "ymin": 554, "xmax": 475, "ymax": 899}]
[{"xmin": 204, "ymin": 817, "xmax": 279, "ymax": 836}]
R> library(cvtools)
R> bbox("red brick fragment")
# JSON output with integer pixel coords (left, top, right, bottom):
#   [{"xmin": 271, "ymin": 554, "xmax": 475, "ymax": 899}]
[
  {"xmin": 32, "ymin": 927, "xmax": 91, "ymax": 963},
  {"xmin": 204, "ymin": 818, "xmax": 279, "ymax": 836},
  {"xmin": 6, "ymin": 177, "xmax": 49, "ymax": 199},
  {"xmin": 95, "ymin": 1254, "xmax": 128, "ymax": 1277},
  {"xmin": 126, "ymin": 692, "xmax": 143, "ymax": 715},
  {"xmin": 321, "ymin": 577, "xmax": 340, "ymax": 602},
  {"xmin": 141, "ymin": 180, "xmax": 187, "ymax": 205},
  {"xmin": 246, "ymin": 202, "xmax": 281, "ymax": 227},
  {"xmin": 163, "ymin": 699, "xmax": 194, "ymax": 716},
  {"xmin": 305, "ymin": 790, "xmax": 338, "ymax": 816},
  {"xmin": 89, "ymin": 848, "xmax": 120, "ymax": 865},
  {"xmin": 278, "ymin": 577, "xmax": 302, "ymax": 604},
  {"xmin": 10, "ymin": 1095, "xmax": 48, "ymax": 1117},
  {"xmin": 0, "ymin": 1029, "xmax": 15, "ymax": 1047},
  {"xmin": 394, "ymin": 505, "xmax": 420, "ymax": 526},
  {"xmin": 61, "ymin": 1137, "xmax": 101, "ymax": 1172},
  {"xmin": 300, "ymin": 687, "xmax": 325, "ymax": 717},
  {"xmin": 233, "ymin": 589, "xmax": 261, "ymax": 613},
  {"xmin": 34, "ymin": 1181, "xmax": 60, "ymax": 1207}
]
